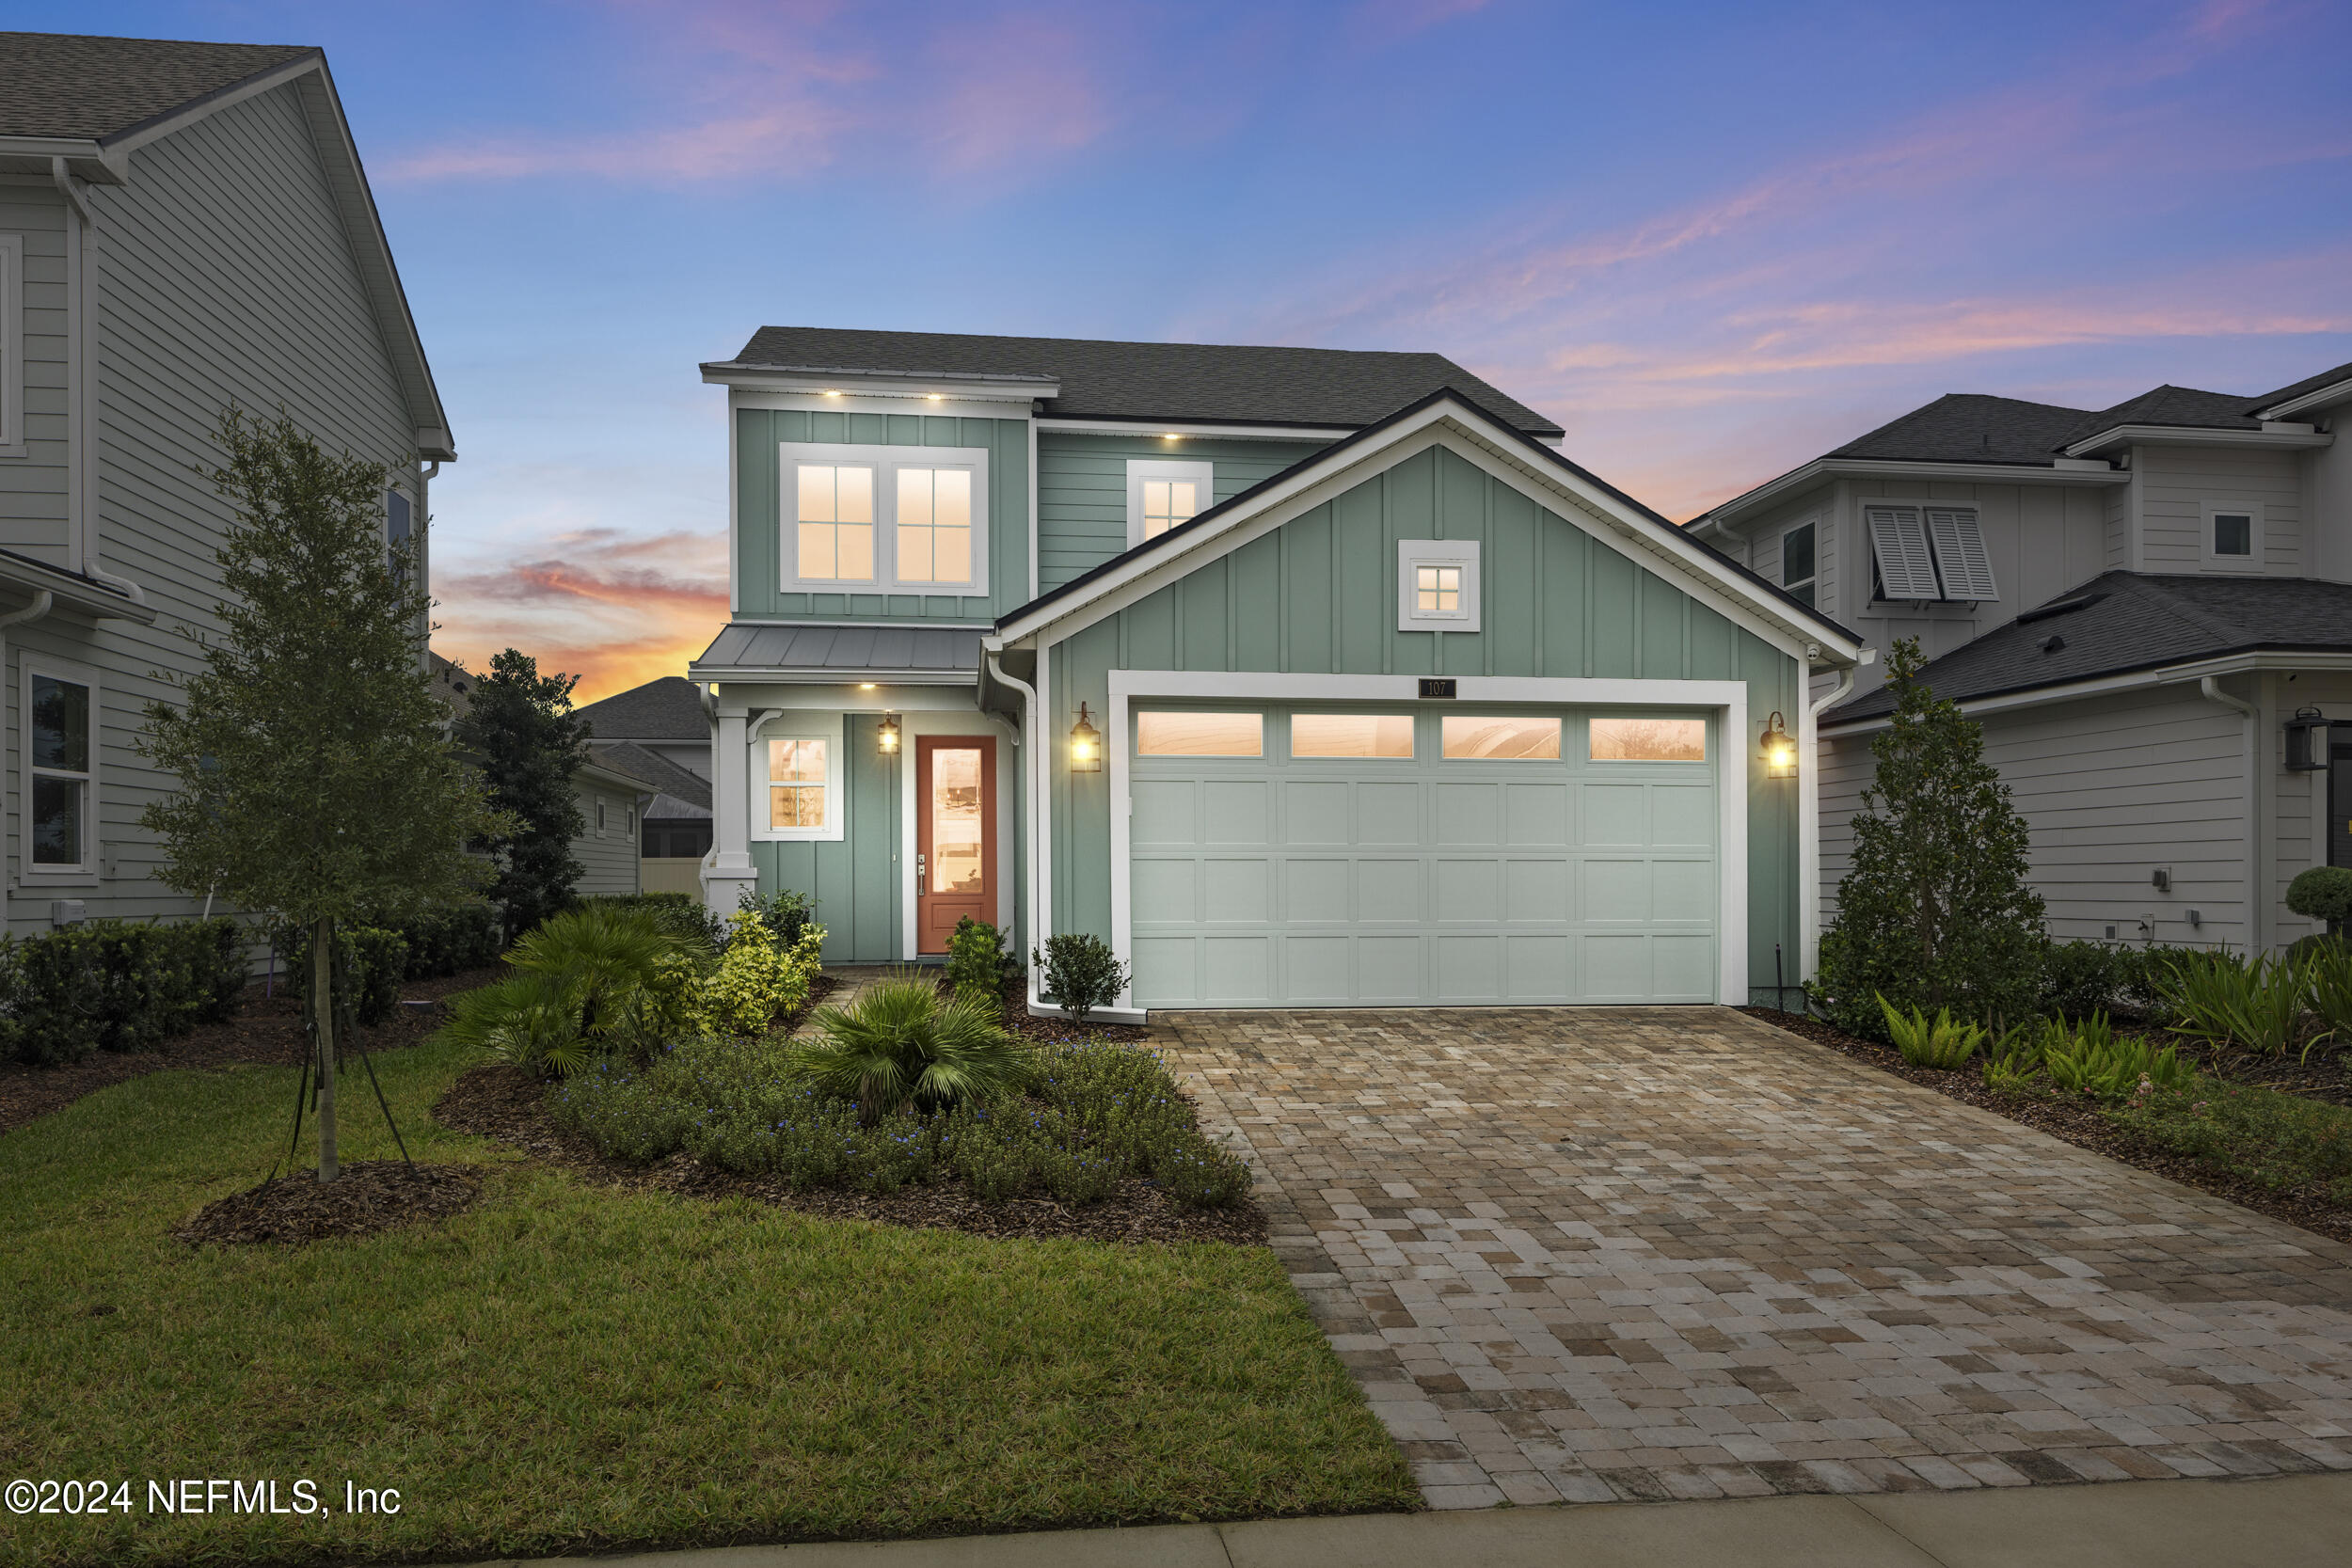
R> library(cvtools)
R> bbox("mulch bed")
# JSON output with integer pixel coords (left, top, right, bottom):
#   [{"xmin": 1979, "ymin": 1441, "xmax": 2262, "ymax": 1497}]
[
  {"xmin": 1742, "ymin": 1006, "xmax": 2352, "ymax": 1246},
  {"xmin": 434, "ymin": 1063, "xmax": 1267, "ymax": 1249},
  {"xmin": 173, "ymin": 1160, "xmax": 485, "ymax": 1246},
  {"xmin": 0, "ymin": 966, "xmax": 506, "ymax": 1137},
  {"xmin": 993, "ymin": 973, "xmax": 1154, "ymax": 1044}
]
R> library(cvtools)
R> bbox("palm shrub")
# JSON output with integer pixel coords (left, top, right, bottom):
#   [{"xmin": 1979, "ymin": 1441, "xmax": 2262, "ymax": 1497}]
[
  {"xmin": 1877, "ymin": 996, "xmax": 1985, "ymax": 1069},
  {"xmin": 794, "ymin": 973, "xmax": 1036, "ymax": 1123},
  {"xmin": 1814, "ymin": 639, "xmax": 2046, "ymax": 1037},
  {"xmin": 440, "ymin": 904, "xmax": 699, "ymax": 1074},
  {"xmin": 2156, "ymin": 950, "xmax": 2310, "ymax": 1056},
  {"xmin": 945, "ymin": 916, "xmax": 1012, "ymax": 1005}
]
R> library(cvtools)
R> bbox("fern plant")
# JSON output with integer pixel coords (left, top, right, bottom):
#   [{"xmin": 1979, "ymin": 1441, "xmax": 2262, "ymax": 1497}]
[{"xmin": 1877, "ymin": 995, "xmax": 1984, "ymax": 1069}]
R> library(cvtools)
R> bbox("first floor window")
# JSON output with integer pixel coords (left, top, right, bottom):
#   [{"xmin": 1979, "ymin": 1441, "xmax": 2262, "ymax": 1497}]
[
  {"xmin": 769, "ymin": 736, "xmax": 828, "ymax": 829},
  {"xmin": 796, "ymin": 462, "xmax": 876, "ymax": 581},
  {"xmin": 28, "ymin": 670, "xmax": 91, "ymax": 868}
]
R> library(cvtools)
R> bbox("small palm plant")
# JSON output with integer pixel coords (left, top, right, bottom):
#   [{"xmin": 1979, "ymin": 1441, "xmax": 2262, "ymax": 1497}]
[
  {"xmin": 793, "ymin": 973, "xmax": 1036, "ymax": 1123},
  {"xmin": 439, "ymin": 904, "xmax": 698, "ymax": 1074}
]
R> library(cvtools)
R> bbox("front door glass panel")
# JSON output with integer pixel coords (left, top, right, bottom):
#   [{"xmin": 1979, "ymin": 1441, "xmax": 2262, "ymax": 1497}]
[{"xmin": 930, "ymin": 747, "xmax": 984, "ymax": 894}]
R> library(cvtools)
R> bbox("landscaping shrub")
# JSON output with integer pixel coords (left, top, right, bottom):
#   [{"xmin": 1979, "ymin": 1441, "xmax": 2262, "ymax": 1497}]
[
  {"xmin": 689, "ymin": 910, "xmax": 822, "ymax": 1037},
  {"xmin": 2306, "ymin": 941, "xmax": 2352, "ymax": 1047},
  {"xmin": 553, "ymin": 1034, "xmax": 1250, "ymax": 1210},
  {"xmin": 794, "ymin": 973, "xmax": 1034, "ymax": 1121},
  {"xmin": 2287, "ymin": 866, "xmax": 2352, "ymax": 939},
  {"xmin": 394, "ymin": 902, "xmax": 504, "ymax": 976},
  {"xmin": 583, "ymin": 891, "xmax": 723, "ymax": 951},
  {"xmin": 945, "ymin": 916, "xmax": 1013, "ymax": 1005},
  {"xmin": 441, "ymin": 904, "xmax": 712, "ymax": 1075},
  {"xmin": 738, "ymin": 888, "xmax": 815, "ymax": 947},
  {"xmin": 1813, "ymin": 639, "xmax": 2046, "ymax": 1037},
  {"xmin": 0, "ymin": 916, "xmax": 255, "ymax": 1066},
  {"xmin": 1035, "ymin": 933, "xmax": 1130, "ymax": 1025},
  {"xmin": 2155, "ymin": 949, "xmax": 2311, "ymax": 1055},
  {"xmin": 2110, "ymin": 1080, "xmax": 2352, "ymax": 1203},
  {"xmin": 1978, "ymin": 1011, "xmax": 2194, "ymax": 1101},
  {"xmin": 1877, "ymin": 997, "xmax": 1984, "ymax": 1069}
]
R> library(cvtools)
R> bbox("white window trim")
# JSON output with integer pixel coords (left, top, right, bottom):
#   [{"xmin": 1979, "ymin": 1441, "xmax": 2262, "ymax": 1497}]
[
  {"xmin": 1397, "ymin": 539, "xmax": 1482, "ymax": 631},
  {"xmin": 22, "ymin": 654, "xmax": 99, "ymax": 884},
  {"xmin": 753, "ymin": 710, "xmax": 846, "ymax": 843},
  {"xmin": 1125, "ymin": 458, "xmax": 1215, "ymax": 549},
  {"xmin": 1779, "ymin": 520, "xmax": 1817, "ymax": 606},
  {"xmin": 2201, "ymin": 500, "xmax": 2265, "ymax": 572},
  {"xmin": 0, "ymin": 233, "xmax": 22, "ymax": 458},
  {"xmin": 778, "ymin": 441, "xmax": 991, "ymax": 595}
]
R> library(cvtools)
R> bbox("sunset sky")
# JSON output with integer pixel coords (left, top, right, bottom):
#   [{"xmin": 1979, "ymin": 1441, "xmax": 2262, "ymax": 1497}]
[{"xmin": 31, "ymin": 0, "xmax": 2352, "ymax": 701}]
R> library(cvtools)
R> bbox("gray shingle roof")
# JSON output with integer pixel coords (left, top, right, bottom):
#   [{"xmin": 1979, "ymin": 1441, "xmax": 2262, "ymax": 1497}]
[
  {"xmin": 716, "ymin": 325, "xmax": 1565, "ymax": 436},
  {"xmin": 2060, "ymin": 385, "xmax": 2259, "ymax": 447},
  {"xmin": 2250, "ymin": 358, "xmax": 2352, "ymax": 415},
  {"xmin": 0, "ymin": 32, "xmax": 316, "ymax": 142},
  {"xmin": 1827, "ymin": 394, "xmax": 2093, "ymax": 466},
  {"xmin": 1830, "ymin": 571, "xmax": 2352, "ymax": 722},
  {"xmin": 573, "ymin": 675, "xmax": 708, "ymax": 742},
  {"xmin": 592, "ymin": 741, "xmax": 709, "ymax": 818},
  {"xmin": 693, "ymin": 622, "xmax": 984, "ymax": 676}
]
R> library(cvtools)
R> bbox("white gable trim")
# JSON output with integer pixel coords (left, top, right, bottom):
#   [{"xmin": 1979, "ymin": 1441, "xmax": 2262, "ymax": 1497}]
[{"xmin": 991, "ymin": 399, "xmax": 1859, "ymax": 670}]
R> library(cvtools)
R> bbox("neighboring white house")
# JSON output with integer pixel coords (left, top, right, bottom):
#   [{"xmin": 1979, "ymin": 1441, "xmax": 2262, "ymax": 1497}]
[
  {"xmin": 1691, "ymin": 360, "xmax": 2352, "ymax": 957},
  {"xmin": 574, "ymin": 675, "xmax": 713, "ymax": 894},
  {"xmin": 0, "ymin": 32, "xmax": 453, "ymax": 933}
]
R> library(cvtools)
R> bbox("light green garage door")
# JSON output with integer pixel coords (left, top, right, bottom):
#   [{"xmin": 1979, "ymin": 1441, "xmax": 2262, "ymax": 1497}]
[{"xmin": 1128, "ymin": 703, "xmax": 1718, "ymax": 1007}]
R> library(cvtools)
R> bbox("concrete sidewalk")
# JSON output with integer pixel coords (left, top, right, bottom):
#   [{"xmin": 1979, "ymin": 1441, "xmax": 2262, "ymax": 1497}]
[{"xmin": 471, "ymin": 1471, "xmax": 2352, "ymax": 1567}]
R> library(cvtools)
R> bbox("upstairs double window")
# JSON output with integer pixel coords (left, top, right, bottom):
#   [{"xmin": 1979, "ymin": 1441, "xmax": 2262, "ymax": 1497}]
[
  {"xmin": 783, "ymin": 443, "xmax": 989, "ymax": 594},
  {"xmin": 1867, "ymin": 503, "xmax": 1996, "ymax": 604}
]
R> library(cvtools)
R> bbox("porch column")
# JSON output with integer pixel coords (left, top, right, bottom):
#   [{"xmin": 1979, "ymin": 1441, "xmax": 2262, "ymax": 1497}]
[{"xmin": 703, "ymin": 697, "xmax": 759, "ymax": 916}]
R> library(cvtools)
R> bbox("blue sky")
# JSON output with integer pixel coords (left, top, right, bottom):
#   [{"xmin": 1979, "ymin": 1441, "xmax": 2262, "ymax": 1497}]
[{"xmin": 21, "ymin": 0, "xmax": 2352, "ymax": 697}]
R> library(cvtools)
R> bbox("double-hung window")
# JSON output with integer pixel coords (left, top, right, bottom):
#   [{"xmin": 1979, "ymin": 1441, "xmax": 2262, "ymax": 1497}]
[
  {"xmin": 1866, "ymin": 503, "xmax": 1995, "ymax": 603},
  {"xmin": 782, "ymin": 444, "xmax": 988, "ymax": 594},
  {"xmin": 1126, "ymin": 459, "xmax": 1213, "ymax": 547},
  {"xmin": 1780, "ymin": 522, "xmax": 1817, "ymax": 608},
  {"xmin": 756, "ymin": 715, "xmax": 846, "ymax": 842},
  {"xmin": 25, "ymin": 663, "xmax": 94, "ymax": 876}
]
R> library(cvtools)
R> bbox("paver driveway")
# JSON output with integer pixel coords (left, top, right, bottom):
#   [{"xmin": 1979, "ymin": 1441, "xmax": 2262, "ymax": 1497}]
[{"xmin": 1157, "ymin": 1006, "xmax": 2352, "ymax": 1509}]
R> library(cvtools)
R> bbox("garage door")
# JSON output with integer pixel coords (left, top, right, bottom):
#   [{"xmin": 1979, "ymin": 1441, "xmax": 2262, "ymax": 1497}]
[{"xmin": 1128, "ymin": 703, "xmax": 1718, "ymax": 1006}]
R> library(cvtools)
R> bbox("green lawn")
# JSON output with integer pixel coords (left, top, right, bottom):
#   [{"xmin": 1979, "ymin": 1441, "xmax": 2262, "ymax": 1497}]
[{"xmin": 0, "ymin": 1037, "xmax": 1412, "ymax": 1568}]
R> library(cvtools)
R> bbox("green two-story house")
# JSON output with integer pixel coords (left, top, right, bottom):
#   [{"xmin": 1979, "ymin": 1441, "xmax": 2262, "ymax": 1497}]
[{"xmin": 690, "ymin": 328, "xmax": 1864, "ymax": 1019}]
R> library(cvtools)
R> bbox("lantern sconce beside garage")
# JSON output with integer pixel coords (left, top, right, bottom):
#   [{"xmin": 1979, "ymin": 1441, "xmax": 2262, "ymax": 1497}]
[
  {"xmin": 1070, "ymin": 703, "xmax": 1104, "ymax": 774},
  {"xmin": 2285, "ymin": 706, "xmax": 2328, "ymax": 772},
  {"xmin": 1760, "ymin": 711, "xmax": 1796, "ymax": 779}
]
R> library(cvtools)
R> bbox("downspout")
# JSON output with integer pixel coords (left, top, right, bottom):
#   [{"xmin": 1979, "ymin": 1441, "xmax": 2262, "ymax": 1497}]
[
  {"xmin": 51, "ymin": 160, "xmax": 146, "ymax": 608},
  {"xmin": 0, "ymin": 591, "xmax": 54, "ymax": 895},
  {"xmin": 2201, "ymin": 675, "xmax": 2263, "ymax": 952},
  {"xmin": 986, "ymin": 649, "xmax": 1043, "ymax": 1013}
]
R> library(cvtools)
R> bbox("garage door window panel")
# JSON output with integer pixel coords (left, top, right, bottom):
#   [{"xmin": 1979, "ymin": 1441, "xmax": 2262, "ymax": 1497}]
[
  {"xmin": 1441, "ymin": 714, "xmax": 1561, "ymax": 760},
  {"xmin": 1589, "ymin": 717, "xmax": 1707, "ymax": 762},
  {"xmin": 1136, "ymin": 710, "xmax": 1263, "ymax": 756},
  {"xmin": 1290, "ymin": 712, "xmax": 1414, "ymax": 759}
]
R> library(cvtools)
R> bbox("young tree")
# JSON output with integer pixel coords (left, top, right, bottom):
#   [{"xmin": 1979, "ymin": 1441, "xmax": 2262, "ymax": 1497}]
[
  {"xmin": 142, "ymin": 409, "xmax": 503, "ymax": 1181},
  {"xmin": 453, "ymin": 649, "xmax": 589, "ymax": 940},
  {"xmin": 1815, "ymin": 637, "xmax": 2047, "ymax": 1036}
]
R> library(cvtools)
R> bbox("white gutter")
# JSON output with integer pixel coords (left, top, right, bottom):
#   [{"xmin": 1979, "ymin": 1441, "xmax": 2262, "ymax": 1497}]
[
  {"xmin": 2257, "ymin": 381, "xmax": 2352, "ymax": 422},
  {"xmin": 50, "ymin": 159, "xmax": 146, "ymax": 609},
  {"xmin": 985, "ymin": 650, "xmax": 1046, "ymax": 1014},
  {"xmin": 1820, "ymin": 649, "xmax": 2352, "ymax": 734},
  {"xmin": 2062, "ymin": 423, "xmax": 2329, "ymax": 460},
  {"xmin": 1033, "ymin": 417, "xmax": 1356, "ymax": 442},
  {"xmin": 2201, "ymin": 675, "xmax": 2265, "ymax": 954},
  {"xmin": 1698, "ymin": 455, "xmax": 2123, "ymax": 532}
]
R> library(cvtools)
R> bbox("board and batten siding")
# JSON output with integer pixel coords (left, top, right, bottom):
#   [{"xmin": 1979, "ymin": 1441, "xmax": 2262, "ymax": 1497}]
[
  {"xmin": 2133, "ymin": 445, "xmax": 2304, "ymax": 574},
  {"xmin": 1042, "ymin": 443, "xmax": 1804, "ymax": 1000},
  {"xmin": 1820, "ymin": 685, "xmax": 2252, "ymax": 951},
  {"xmin": 1034, "ymin": 432, "xmax": 1318, "ymax": 594},
  {"xmin": 0, "ymin": 182, "xmax": 69, "ymax": 562},
  {"xmin": 3, "ymin": 81, "xmax": 422, "ymax": 935},
  {"xmin": 735, "ymin": 408, "xmax": 1028, "ymax": 622}
]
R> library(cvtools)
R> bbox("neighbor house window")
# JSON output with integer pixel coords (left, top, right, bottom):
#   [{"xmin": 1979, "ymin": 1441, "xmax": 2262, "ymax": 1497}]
[
  {"xmin": 1136, "ymin": 710, "xmax": 1263, "ymax": 756},
  {"xmin": 1126, "ymin": 459, "xmax": 1213, "ymax": 547},
  {"xmin": 768, "ymin": 738, "xmax": 828, "ymax": 829},
  {"xmin": 0, "ymin": 232, "xmax": 23, "ymax": 457},
  {"xmin": 1441, "ymin": 715, "xmax": 1560, "ymax": 760},
  {"xmin": 26, "ymin": 667, "xmax": 93, "ymax": 873},
  {"xmin": 1291, "ymin": 713, "xmax": 1414, "ymax": 759},
  {"xmin": 2204, "ymin": 503, "xmax": 2262, "ymax": 568},
  {"xmin": 783, "ymin": 444, "xmax": 989, "ymax": 592},
  {"xmin": 596, "ymin": 799, "xmax": 608, "ymax": 833},
  {"xmin": 1780, "ymin": 522, "xmax": 1816, "ymax": 609},
  {"xmin": 1589, "ymin": 717, "xmax": 1707, "ymax": 762},
  {"xmin": 1398, "ymin": 540, "xmax": 1483, "ymax": 631},
  {"xmin": 1866, "ymin": 504, "xmax": 1995, "ymax": 602}
]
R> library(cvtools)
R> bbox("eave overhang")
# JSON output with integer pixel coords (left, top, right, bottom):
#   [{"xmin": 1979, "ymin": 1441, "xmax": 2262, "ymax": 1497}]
[
  {"xmin": 0, "ymin": 549, "xmax": 157, "ymax": 623},
  {"xmin": 2061, "ymin": 423, "xmax": 2330, "ymax": 459},
  {"xmin": 2255, "ymin": 379, "xmax": 2352, "ymax": 422},
  {"xmin": 1691, "ymin": 455, "xmax": 2122, "ymax": 537},
  {"xmin": 700, "ymin": 361, "xmax": 1058, "ymax": 406},
  {"xmin": 686, "ymin": 663, "xmax": 977, "ymax": 686},
  {"xmin": 1820, "ymin": 647, "xmax": 2352, "ymax": 736}
]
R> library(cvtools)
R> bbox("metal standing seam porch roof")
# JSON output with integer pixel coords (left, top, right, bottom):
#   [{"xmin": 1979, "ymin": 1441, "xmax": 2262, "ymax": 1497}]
[{"xmin": 691, "ymin": 622, "xmax": 986, "ymax": 680}]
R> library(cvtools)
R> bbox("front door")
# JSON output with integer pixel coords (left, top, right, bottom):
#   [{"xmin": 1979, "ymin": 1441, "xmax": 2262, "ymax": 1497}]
[{"xmin": 916, "ymin": 736, "xmax": 995, "ymax": 954}]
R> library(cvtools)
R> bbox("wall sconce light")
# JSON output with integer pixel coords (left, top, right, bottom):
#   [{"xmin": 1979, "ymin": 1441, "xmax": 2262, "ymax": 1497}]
[
  {"xmin": 877, "ymin": 714, "xmax": 900, "ymax": 755},
  {"xmin": 2285, "ymin": 705, "xmax": 2328, "ymax": 772},
  {"xmin": 1070, "ymin": 703, "xmax": 1103, "ymax": 774},
  {"xmin": 1760, "ymin": 711, "xmax": 1796, "ymax": 778}
]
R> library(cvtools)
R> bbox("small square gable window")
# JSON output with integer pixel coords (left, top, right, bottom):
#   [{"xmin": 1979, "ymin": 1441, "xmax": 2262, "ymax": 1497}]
[{"xmin": 1398, "ymin": 540, "xmax": 1480, "ymax": 631}]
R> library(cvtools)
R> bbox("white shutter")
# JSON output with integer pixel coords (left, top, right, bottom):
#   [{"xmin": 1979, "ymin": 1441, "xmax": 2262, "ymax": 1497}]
[
  {"xmin": 1867, "ymin": 506, "xmax": 1940, "ymax": 600},
  {"xmin": 1925, "ymin": 507, "xmax": 1997, "ymax": 601}
]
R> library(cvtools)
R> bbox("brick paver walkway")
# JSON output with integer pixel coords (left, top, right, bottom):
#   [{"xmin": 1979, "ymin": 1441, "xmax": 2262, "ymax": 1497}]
[{"xmin": 1157, "ymin": 1006, "xmax": 2352, "ymax": 1509}]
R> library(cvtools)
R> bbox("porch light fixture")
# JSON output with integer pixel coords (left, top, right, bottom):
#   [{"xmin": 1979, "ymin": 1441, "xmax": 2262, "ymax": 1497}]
[
  {"xmin": 1070, "ymin": 703, "xmax": 1104, "ymax": 773},
  {"xmin": 1760, "ymin": 711, "xmax": 1796, "ymax": 779},
  {"xmin": 877, "ymin": 714, "xmax": 900, "ymax": 755},
  {"xmin": 2286, "ymin": 705, "xmax": 2328, "ymax": 772}
]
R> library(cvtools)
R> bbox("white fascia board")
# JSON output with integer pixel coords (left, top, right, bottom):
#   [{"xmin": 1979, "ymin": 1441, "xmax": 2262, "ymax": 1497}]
[
  {"xmin": 702, "ymin": 367, "xmax": 1054, "ymax": 405},
  {"xmin": 1035, "ymin": 417, "xmax": 1355, "ymax": 442},
  {"xmin": 2257, "ymin": 381, "xmax": 2352, "ymax": 421},
  {"xmin": 100, "ymin": 53, "xmax": 325, "ymax": 156},
  {"xmin": 2063, "ymin": 424, "xmax": 2334, "ymax": 459},
  {"xmin": 729, "ymin": 388, "xmax": 1024, "ymax": 421},
  {"xmin": 994, "ymin": 400, "xmax": 1860, "ymax": 667},
  {"xmin": 687, "ymin": 665, "xmax": 977, "ymax": 686},
  {"xmin": 1820, "ymin": 649, "xmax": 2352, "ymax": 735},
  {"xmin": 0, "ymin": 138, "xmax": 126, "ymax": 182},
  {"xmin": 1704, "ymin": 456, "xmax": 2123, "ymax": 531}
]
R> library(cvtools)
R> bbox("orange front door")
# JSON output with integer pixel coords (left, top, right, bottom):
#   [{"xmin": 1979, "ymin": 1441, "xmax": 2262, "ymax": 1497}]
[{"xmin": 916, "ymin": 736, "xmax": 995, "ymax": 955}]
